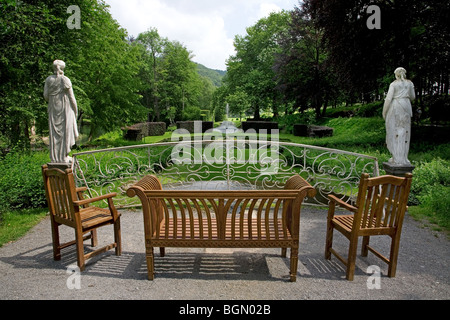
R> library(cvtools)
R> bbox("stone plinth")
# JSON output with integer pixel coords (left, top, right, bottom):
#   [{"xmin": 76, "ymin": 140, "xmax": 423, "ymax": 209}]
[
  {"xmin": 308, "ymin": 125, "xmax": 334, "ymax": 138},
  {"xmin": 383, "ymin": 162, "xmax": 415, "ymax": 177},
  {"xmin": 241, "ymin": 121, "xmax": 279, "ymax": 132},
  {"xmin": 47, "ymin": 163, "xmax": 72, "ymax": 171},
  {"xmin": 293, "ymin": 124, "xmax": 334, "ymax": 138},
  {"xmin": 177, "ymin": 121, "xmax": 214, "ymax": 133}
]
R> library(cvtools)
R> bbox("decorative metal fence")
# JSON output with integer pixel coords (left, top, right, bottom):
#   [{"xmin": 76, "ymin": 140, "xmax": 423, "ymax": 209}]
[{"xmin": 72, "ymin": 139, "xmax": 379, "ymax": 208}]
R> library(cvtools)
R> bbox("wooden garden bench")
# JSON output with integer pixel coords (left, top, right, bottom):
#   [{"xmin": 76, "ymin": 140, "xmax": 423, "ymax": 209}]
[{"xmin": 127, "ymin": 175, "xmax": 315, "ymax": 282}]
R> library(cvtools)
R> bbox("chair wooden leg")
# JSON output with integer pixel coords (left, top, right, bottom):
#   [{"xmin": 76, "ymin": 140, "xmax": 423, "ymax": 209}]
[
  {"xmin": 114, "ymin": 218, "xmax": 122, "ymax": 256},
  {"xmin": 159, "ymin": 247, "xmax": 165, "ymax": 257},
  {"xmin": 361, "ymin": 236, "xmax": 370, "ymax": 257},
  {"xmin": 289, "ymin": 247, "xmax": 298, "ymax": 282},
  {"xmin": 90, "ymin": 229, "xmax": 98, "ymax": 247},
  {"xmin": 147, "ymin": 247, "xmax": 155, "ymax": 280},
  {"xmin": 388, "ymin": 235, "xmax": 401, "ymax": 277},
  {"xmin": 325, "ymin": 223, "xmax": 334, "ymax": 260},
  {"xmin": 75, "ymin": 229, "xmax": 86, "ymax": 271},
  {"xmin": 346, "ymin": 237, "xmax": 358, "ymax": 281},
  {"xmin": 281, "ymin": 248, "xmax": 287, "ymax": 258},
  {"xmin": 51, "ymin": 220, "xmax": 61, "ymax": 261}
]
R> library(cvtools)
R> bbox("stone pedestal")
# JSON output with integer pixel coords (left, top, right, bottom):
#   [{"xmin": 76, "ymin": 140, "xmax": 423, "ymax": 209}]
[
  {"xmin": 47, "ymin": 162, "xmax": 72, "ymax": 172},
  {"xmin": 383, "ymin": 162, "xmax": 415, "ymax": 177}
]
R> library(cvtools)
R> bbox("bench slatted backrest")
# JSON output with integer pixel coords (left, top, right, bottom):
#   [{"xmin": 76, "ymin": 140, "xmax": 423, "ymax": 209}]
[{"xmin": 127, "ymin": 175, "xmax": 315, "ymax": 242}]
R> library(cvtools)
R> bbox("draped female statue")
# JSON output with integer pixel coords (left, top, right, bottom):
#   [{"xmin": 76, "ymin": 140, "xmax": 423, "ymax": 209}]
[
  {"xmin": 44, "ymin": 60, "xmax": 79, "ymax": 163},
  {"xmin": 383, "ymin": 67, "xmax": 416, "ymax": 166}
]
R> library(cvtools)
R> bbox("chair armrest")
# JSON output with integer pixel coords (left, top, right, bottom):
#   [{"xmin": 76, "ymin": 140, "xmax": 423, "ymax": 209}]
[
  {"xmin": 328, "ymin": 195, "xmax": 358, "ymax": 213},
  {"xmin": 73, "ymin": 193, "xmax": 117, "ymax": 206},
  {"xmin": 76, "ymin": 187, "xmax": 88, "ymax": 193}
]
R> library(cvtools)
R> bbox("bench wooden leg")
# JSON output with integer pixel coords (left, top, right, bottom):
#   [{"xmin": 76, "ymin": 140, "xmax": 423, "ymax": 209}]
[
  {"xmin": 289, "ymin": 247, "xmax": 298, "ymax": 282},
  {"xmin": 147, "ymin": 247, "xmax": 155, "ymax": 280},
  {"xmin": 160, "ymin": 247, "xmax": 165, "ymax": 257},
  {"xmin": 281, "ymin": 248, "xmax": 287, "ymax": 258}
]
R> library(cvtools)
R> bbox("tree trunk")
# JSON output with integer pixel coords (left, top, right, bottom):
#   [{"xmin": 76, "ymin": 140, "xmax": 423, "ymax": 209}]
[
  {"xmin": 253, "ymin": 103, "xmax": 261, "ymax": 120},
  {"xmin": 88, "ymin": 124, "xmax": 96, "ymax": 142}
]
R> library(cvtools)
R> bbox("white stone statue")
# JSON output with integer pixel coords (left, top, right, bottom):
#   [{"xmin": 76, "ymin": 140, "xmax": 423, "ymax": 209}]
[
  {"xmin": 44, "ymin": 60, "xmax": 79, "ymax": 163},
  {"xmin": 382, "ymin": 67, "xmax": 415, "ymax": 166}
]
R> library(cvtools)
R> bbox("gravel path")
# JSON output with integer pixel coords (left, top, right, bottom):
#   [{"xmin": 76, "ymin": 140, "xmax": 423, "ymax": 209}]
[{"xmin": 1, "ymin": 207, "xmax": 448, "ymax": 302}]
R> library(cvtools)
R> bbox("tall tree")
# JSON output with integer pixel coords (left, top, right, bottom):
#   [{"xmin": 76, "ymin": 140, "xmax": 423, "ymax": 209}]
[
  {"xmin": 0, "ymin": 0, "xmax": 146, "ymax": 146},
  {"xmin": 305, "ymin": 0, "xmax": 449, "ymax": 111},
  {"xmin": 72, "ymin": 0, "xmax": 145, "ymax": 140},
  {"xmin": 225, "ymin": 11, "xmax": 291, "ymax": 119},
  {"xmin": 137, "ymin": 28, "xmax": 217, "ymax": 124},
  {"xmin": 275, "ymin": 3, "xmax": 338, "ymax": 117},
  {"xmin": 158, "ymin": 40, "xmax": 202, "ymax": 121},
  {"xmin": 226, "ymin": 89, "xmax": 251, "ymax": 121},
  {"xmin": 0, "ymin": 0, "xmax": 75, "ymax": 147},
  {"xmin": 137, "ymin": 28, "xmax": 167, "ymax": 122}
]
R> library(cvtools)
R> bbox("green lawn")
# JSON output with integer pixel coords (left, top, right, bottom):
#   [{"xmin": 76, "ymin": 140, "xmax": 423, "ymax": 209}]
[{"xmin": 0, "ymin": 208, "xmax": 47, "ymax": 247}]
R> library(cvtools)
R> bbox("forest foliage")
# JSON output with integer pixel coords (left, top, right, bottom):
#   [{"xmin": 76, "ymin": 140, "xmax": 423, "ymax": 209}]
[
  {"xmin": 1, "ymin": 0, "xmax": 449, "ymax": 151},
  {"xmin": 0, "ymin": 0, "xmax": 217, "ymax": 149},
  {"xmin": 222, "ymin": 0, "xmax": 449, "ymax": 121}
]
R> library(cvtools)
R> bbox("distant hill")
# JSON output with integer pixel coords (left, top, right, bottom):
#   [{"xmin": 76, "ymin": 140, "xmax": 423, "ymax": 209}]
[{"xmin": 196, "ymin": 63, "xmax": 226, "ymax": 87}]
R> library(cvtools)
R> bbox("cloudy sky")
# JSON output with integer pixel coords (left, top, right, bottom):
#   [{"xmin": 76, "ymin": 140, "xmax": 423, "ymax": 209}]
[{"xmin": 104, "ymin": 0, "xmax": 300, "ymax": 70}]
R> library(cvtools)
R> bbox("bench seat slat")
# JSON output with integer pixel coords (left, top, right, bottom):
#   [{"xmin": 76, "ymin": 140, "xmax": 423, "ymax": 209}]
[{"xmin": 157, "ymin": 218, "xmax": 292, "ymax": 241}]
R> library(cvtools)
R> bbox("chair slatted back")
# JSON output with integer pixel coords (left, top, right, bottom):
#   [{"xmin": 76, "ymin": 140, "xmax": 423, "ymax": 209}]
[
  {"xmin": 42, "ymin": 166, "xmax": 78, "ymax": 225},
  {"xmin": 355, "ymin": 173, "xmax": 413, "ymax": 231}
]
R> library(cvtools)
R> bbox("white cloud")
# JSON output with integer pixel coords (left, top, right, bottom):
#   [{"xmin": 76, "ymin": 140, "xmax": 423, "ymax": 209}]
[
  {"xmin": 259, "ymin": 3, "xmax": 283, "ymax": 18},
  {"xmin": 104, "ymin": 0, "xmax": 298, "ymax": 70}
]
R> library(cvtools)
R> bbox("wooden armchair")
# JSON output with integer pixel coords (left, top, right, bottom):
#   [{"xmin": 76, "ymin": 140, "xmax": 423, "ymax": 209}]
[
  {"xmin": 42, "ymin": 165, "xmax": 121, "ymax": 271},
  {"xmin": 325, "ymin": 173, "xmax": 413, "ymax": 280}
]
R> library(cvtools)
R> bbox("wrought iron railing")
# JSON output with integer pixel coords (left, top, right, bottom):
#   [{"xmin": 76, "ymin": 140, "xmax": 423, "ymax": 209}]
[{"xmin": 72, "ymin": 139, "xmax": 379, "ymax": 208}]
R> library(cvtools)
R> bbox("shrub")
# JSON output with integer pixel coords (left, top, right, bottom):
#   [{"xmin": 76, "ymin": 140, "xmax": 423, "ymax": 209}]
[
  {"xmin": 409, "ymin": 158, "xmax": 450, "ymax": 229},
  {"xmin": 182, "ymin": 106, "xmax": 202, "ymax": 121},
  {"xmin": 417, "ymin": 185, "xmax": 450, "ymax": 228},
  {"xmin": 123, "ymin": 122, "xmax": 166, "ymax": 141},
  {"xmin": 0, "ymin": 150, "xmax": 48, "ymax": 215},
  {"xmin": 143, "ymin": 122, "xmax": 166, "ymax": 137},
  {"xmin": 409, "ymin": 158, "xmax": 450, "ymax": 205},
  {"xmin": 277, "ymin": 113, "xmax": 304, "ymax": 134}
]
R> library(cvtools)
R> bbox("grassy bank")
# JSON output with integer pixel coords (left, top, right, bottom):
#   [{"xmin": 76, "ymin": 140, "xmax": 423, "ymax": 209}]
[{"xmin": 0, "ymin": 208, "xmax": 47, "ymax": 247}]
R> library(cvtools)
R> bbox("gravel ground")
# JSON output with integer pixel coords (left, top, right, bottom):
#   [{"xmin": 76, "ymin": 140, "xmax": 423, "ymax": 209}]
[{"xmin": 0, "ymin": 207, "xmax": 448, "ymax": 303}]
